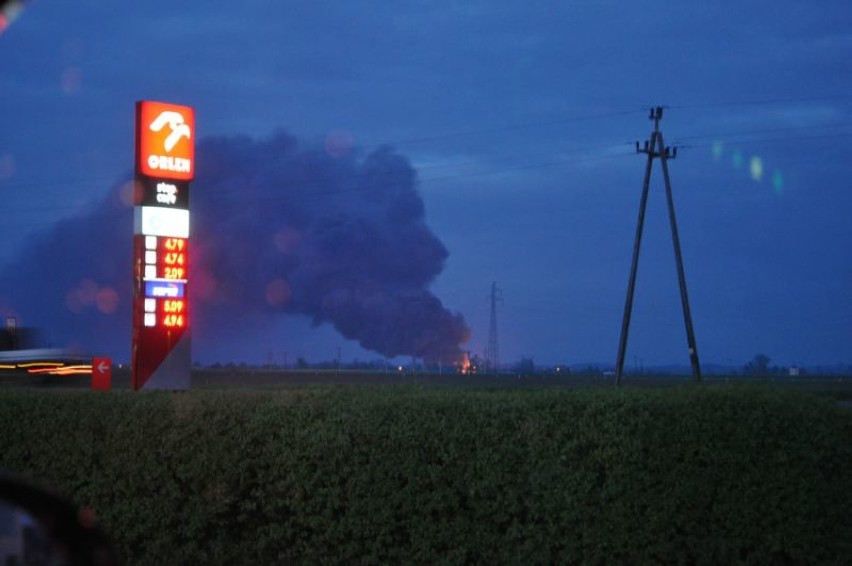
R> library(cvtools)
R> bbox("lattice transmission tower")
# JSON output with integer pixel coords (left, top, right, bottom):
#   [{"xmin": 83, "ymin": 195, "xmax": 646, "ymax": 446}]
[{"xmin": 484, "ymin": 281, "xmax": 502, "ymax": 373}]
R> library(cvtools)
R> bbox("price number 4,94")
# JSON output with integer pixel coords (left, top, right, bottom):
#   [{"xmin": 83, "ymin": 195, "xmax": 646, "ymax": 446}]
[{"xmin": 162, "ymin": 314, "xmax": 185, "ymax": 328}]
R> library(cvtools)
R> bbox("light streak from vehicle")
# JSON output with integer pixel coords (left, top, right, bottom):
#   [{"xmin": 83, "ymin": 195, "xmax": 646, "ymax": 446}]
[
  {"xmin": 27, "ymin": 365, "xmax": 92, "ymax": 375},
  {"xmin": 17, "ymin": 361, "xmax": 64, "ymax": 368}
]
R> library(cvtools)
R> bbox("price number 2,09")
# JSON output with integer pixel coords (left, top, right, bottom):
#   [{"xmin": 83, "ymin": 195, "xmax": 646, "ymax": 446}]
[{"xmin": 164, "ymin": 267, "xmax": 186, "ymax": 280}]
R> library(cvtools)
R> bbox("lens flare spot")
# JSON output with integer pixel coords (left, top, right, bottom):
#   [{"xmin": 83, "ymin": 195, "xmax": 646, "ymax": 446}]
[
  {"xmin": 79, "ymin": 279, "xmax": 98, "ymax": 304},
  {"xmin": 274, "ymin": 227, "xmax": 301, "ymax": 254},
  {"xmin": 67, "ymin": 280, "xmax": 116, "ymax": 314},
  {"xmin": 66, "ymin": 288, "xmax": 85, "ymax": 314},
  {"xmin": 324, "ymin": 130, "xmax": 354, "ymax": 158},
  {"xmin": 119, "ymin": 180, "xmax": 140, "ymax": 207},
  {"xmin": 0, "ymin": 154, "xmax": 15, "ymax": 180},
  {"xmin": 772, "ymin": 170, "xmax": 784, "ymax": 195},
  {"xmin": 60, "ymin": 67, "xmax": 82, "ymax": 94},
  {"xmin": 749, "ymin": 156, "xmax": 763, "ymax": 182},
  {"xmin": 0, "ymin": 2, "xmax": 25, "ymax": 34},
  {"xmin": 265, "ymin": 278, "xmax": 292, "ymax": 307},
  {"xmin": 732, "ymin": 151, "xmax": 743, "ymax": 169},
  {"xmin": 711, "ymin": 141, "xmax": 724, "ymax": 161},
  {"xmin": 95, "ymin": 287, "xmax": 119, "ymax": 314},
  {"xmin": 194, "ymin": 269, "xmax": 218, "ymax": 301}
]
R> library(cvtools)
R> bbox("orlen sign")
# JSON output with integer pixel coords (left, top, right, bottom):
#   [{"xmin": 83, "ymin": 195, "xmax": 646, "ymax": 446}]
[{"xmin": 136, "ymin": 101, "xmax": 195, "ymax": 181}]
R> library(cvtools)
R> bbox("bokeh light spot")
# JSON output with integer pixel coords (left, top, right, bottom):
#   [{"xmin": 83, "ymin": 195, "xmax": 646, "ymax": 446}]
[
  {"xmin": 60, "ymin": 67, "xmax": 82, "ymax": 94},
  {"xmin": 118, "ymin": 180, "xmax": 140, "ymax": 207},
  {"xmin": 95, "ymin": 287, "xmax": 119, "ymax": 314},
  {"xmin": 265, "ymin": 279, "xmax": 292, "ymax": 307},
  {"xmin": 749, "ymin": 156, "xmax": 763, "ymax": 182},
  {"xmin": 79, "ymin": 279, "xmax": 98, "ymax": 304},
  {"xmin": 66, "ymin": 288, "xmax": 85, "ymax": 314},
  {"xmin": 0, "ymin": 154, "xmax": 15, "ymax": 180},
  {"xmin": 274, "ymin": 227, "xmax": 301, "ymax": 254},
  {"xmin": 732, "ymin": 151, "xmax": 743, "ymax": 169},
  {"xmin": 772, "ymin": 170, "xmax": 784, "ymax": 195},
  {"xmin": 711, "ymin": 141, "xmax": 723, "ymax": 161},
  {"xmin": 324, "ymin": 130, "xmax": 353, "ymax": 158},
  {"xmin": 0, "ymin": 2, "xmax": 26, "ymax": 34}
]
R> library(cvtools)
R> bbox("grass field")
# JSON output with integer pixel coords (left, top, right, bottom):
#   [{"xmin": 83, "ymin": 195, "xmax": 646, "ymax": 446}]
[{"xmin": 0, "ymin": 380, "xmax": 850, "ymax": 564}]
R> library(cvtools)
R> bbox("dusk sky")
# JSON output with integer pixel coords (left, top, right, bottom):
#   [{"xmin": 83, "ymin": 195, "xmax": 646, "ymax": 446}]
[{"xmin": 1, "ymin": 1, "xmax": 851, "ymax": 369}]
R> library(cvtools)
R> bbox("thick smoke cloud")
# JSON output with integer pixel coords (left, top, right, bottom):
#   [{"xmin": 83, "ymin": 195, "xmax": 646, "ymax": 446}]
[{"xmin": 0, "ymin": 132, "xmax": 469, "ymax": 362}]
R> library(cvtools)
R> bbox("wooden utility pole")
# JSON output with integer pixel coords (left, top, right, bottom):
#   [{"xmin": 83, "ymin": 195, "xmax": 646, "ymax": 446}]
[{"xmin": 615, "ymin": 107, "xmax": 701, "ymax": 385}]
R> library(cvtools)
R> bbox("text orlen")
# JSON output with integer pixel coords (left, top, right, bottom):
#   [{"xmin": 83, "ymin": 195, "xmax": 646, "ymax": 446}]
[{"xmin": 147, "ymin": 154, "xmax": 191, "ymax": 174}]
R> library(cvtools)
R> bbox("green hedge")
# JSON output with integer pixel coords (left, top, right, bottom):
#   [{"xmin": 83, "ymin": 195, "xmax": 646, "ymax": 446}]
[{"xmin": 0, "ymin": 386, "xmax": 849, "ymax": 564}]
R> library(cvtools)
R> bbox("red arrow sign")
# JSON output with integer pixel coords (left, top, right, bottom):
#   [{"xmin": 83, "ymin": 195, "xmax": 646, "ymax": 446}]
[{"xmin": 92, "ymin": 357, "xmax": 112, "ymax": 391}]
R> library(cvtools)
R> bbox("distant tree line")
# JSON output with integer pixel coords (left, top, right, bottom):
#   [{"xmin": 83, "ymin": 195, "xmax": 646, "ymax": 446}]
[
  {"xmin": 743, "ymin": 353, "xmax": 802, "ymax": 376},
  {"xmin": 199, "ymin": 356, "xmax": 578, "ymax": 376}
]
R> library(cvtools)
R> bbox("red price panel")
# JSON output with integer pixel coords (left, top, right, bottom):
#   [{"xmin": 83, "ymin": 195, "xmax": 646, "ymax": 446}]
[
  {"xmin": 160, "ymin": 299, "xmax": 186, "ymax": 328},
  {"xmin": 162, "ymin": 237, "xmax": 186, "ymax": 252},
  {"xmin": 161, "ymin": 265, "xmax": 187, "ymax": 280},
  {"xmin": 158, "ymin": 238, "xmax": 188, "ymax": 280},
  {"xmin": 162, "ymin": 299, "xmax": 185, "ymax": 314},
  {"xmin": 162, "ymin": 314, "xmax": 186, "ymax": 328}
]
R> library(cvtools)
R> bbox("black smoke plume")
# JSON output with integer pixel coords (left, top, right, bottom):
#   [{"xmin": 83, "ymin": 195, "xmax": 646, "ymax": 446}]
[{"xmin": 0, "ymin": 132, "xmax": 469, "ymax": 362}]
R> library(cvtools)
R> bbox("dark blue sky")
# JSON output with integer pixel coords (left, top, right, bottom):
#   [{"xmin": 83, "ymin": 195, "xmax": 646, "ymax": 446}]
[{"xmin": 1, "ymin": 1, "xmax": 851, "ymax": 368}]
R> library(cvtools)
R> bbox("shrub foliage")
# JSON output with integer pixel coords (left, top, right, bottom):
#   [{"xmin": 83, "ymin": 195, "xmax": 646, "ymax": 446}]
[{"xmin": 0, "ymin": 385, "xmax": 849, "ymax": 564}]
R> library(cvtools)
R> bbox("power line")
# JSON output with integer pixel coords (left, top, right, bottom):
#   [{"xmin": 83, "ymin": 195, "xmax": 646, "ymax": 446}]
[
  {"xmin": 1, "ymin": 123, "xmax": 850, "ymax": 224},
  {"xmin": 3, "ymin": 106, "xmax": 852, "ymax": 211},
  {"xmin": 357, "ymin": 108, "xmax": 645, "ymax": 151},
  {"xmin": 2, "ymin": 125, "xmax": 850, "ymax": 229},
  {"xmin": 671, "ymin": 121, "xmax": 852, "ymax": 144},
  {"xmin": 671, "ymin": 94, "xmax": 852, "ymax": 111}
]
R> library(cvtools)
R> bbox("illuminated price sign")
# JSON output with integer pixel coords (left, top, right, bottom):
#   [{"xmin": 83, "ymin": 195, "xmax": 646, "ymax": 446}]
[
  {"xmin": 140, "ymin": 236, "xmax": 190, "ymax": 329},
  {"xmin": 162, "ymin": 299, "xmax": 185, "ymax": 314},
  {"xmin": 162, "ymin": 314, "xmax": 186, "ymax": 328},
  {"xmin": 163, "ymin": 251, "xmax": 186, "ymax": 266},
  {"xmin": 143, "ymin": 237, "xmax": 188, "ymax": 281},
  {"xmin": 160, "ymin": 298, "xmax": 186, "ymax": 328},
  {"xmin": 163, "ymin": 266, "xmax": 186, "ymax": 280},
  {"xmin": 142, "ymin": 296, "xmax": 187, "ymax": 326},
  {"xmin": 162, "ymin": 237, "xmax": 186, "ymax": 252},
  {"xmin": 160, "ymin": 238, "xmax": 187, "ymax": 280},
  {"xmin": 133, "ymin": 100, "xmax": 193, "ymax": 391}
]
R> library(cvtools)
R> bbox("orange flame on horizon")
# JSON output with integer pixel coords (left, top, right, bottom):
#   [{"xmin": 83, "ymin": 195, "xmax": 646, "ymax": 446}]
[{"xmin": 460, "ymin": 352, "xmax": 471, "ymax": 375}]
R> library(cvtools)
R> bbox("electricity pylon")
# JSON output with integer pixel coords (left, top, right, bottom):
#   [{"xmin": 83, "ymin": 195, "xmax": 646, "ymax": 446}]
[{"xmin": 484, "ymin": 282, "xmax": 502, "ymax": 374}]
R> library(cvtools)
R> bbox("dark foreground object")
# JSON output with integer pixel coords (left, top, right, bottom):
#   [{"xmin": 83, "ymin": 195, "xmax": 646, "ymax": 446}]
[{"xmin": 0, "ymin": 476, "xmax": 119, "ymax": 565}]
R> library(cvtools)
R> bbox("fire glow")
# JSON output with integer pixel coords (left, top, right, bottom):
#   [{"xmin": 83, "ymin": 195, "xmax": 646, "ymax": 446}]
[{"xmin": 459, "ymin": 352, "xmax": 472, "ymax": 375}]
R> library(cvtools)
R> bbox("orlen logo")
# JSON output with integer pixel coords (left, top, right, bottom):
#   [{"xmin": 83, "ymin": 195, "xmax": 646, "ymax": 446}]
[{"xmin": 137, "ymin": 101, "xmax": 195, "ymax": 181}]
